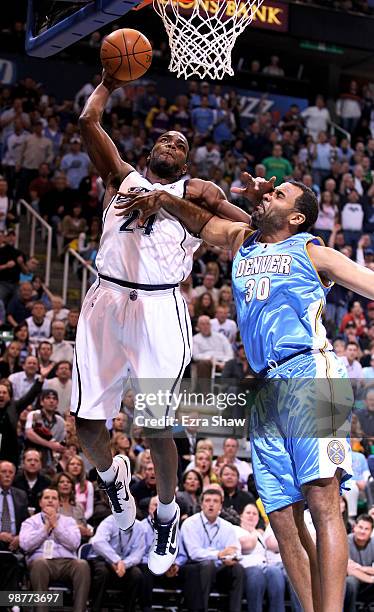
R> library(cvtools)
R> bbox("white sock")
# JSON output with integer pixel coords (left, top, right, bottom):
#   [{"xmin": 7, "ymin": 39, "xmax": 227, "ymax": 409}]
[
  {"xmin": 157, "ymin": 498, "xmax": 177, "ymax": 523},
  {"xmin": 97, "ymin": 463, "xmax": 117, "ymax": 484}
]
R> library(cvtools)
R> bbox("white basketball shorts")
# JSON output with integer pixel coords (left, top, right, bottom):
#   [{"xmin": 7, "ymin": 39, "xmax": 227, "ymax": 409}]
[{"xmin": 71, "ymin": 277, "xmax": 192, "ymax": 426}]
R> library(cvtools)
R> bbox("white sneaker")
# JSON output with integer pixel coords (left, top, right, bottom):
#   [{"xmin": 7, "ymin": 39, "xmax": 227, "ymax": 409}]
[
  {"xmin": 98, "ymin": 454, "xmax": 136, "ymax": 531},
  {"xmin": 148, "ymin": 504, "xmax": 180, "ymax": 575}
]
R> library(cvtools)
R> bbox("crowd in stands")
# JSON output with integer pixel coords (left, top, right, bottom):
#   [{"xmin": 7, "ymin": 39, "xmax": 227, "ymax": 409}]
[{"xmin": 2, "ymin": 59, "xmax": 374, "ymax": 609}]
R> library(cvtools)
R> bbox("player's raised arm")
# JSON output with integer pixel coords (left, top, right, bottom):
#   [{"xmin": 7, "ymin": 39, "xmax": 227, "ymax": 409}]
[
  {"xmin": 79, "ymin": 72, "xmax": 133, "ymax": 185},
  {"xmin": 186, "ymin": 173, "xmax": 275, "ymax": 224},
  {"xmin": 308, "ymin": 242, "xmax": 374, "ymax": 299},
  {"xmin": 114, "ymin": 189, "xmax": 248, "ymax": 253}
]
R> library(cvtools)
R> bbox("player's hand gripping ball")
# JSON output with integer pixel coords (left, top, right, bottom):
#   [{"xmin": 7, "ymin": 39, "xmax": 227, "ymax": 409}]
[{"xmin": 100, "ymin": 28, "xmax": 152, "ymax": 82}]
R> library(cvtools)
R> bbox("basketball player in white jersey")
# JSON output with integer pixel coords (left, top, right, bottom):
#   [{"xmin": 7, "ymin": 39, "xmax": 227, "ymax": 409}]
[{"xmin": 72, "ymin": 71, "xmax": 274, "ymax": 574}]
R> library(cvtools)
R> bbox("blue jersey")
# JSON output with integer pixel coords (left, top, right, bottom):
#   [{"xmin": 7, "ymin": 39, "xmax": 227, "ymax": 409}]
[{"xmin": 232, "ymin": 230, "xmax": 333, "ymax": 374}]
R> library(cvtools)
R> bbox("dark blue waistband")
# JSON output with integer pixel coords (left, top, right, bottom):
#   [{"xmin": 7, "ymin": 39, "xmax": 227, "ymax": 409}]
[
  {"xmin": 257, "ymin": 348, "xmax": 313, "ymax": 378},
  {"xmin": 98, "ymin": 273, "xmax": 178, "ymax": 291}
]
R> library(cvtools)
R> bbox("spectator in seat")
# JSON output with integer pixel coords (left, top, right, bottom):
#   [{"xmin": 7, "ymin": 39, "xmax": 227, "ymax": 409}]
[
  {"xmin": 25, "ymin": 389, "xmax": 65, "ymax": 468},
  {"xmin": 344, "ymin": 443, "xmax": 370, "ymax": 519},
  {"xmin": 301, "ymin": 95, "xmax": 331, "ymax": 142},
  {"xmin": 47, "ymin": 360, "xmax": 72, "ymax": 417},
  {"xmin": 194, "ymin": 272, "xmax": 220, "ymax": 303},
  {"xmin": 1, "ymin": 245, "xmax": 28, "ymax": 311},
  {"xmin": 53, "ymin": 472, "xmax": 93, "ymax": 540},
  {"xmin": 49, "ymin": 320, "xmax": 74, "ymax": 363},
  {"xmin": 28, "ymin": 162, "xmax": 53, "ymax": 200},
  {"xmin": 344, "ymin": 514, "xmax": 374, "ymax": 612},
  {"xmin": 237, "ymin": 503, "xmax": 286, "ymax": 612},
  {"xmin": 8, "ymin": 355, "xmax": 43, "ymax": 401},
  {"xmin": 262, "ymin": 144, "xmax": 293, "ymax": 187},
  {"xmin": 39, "ymin": 172, "xmax": 76, "ymax": 232},
  {"xmin": 45, "ymin": 295, "xmax": 70, "ymax": 324},
  {"xmin": 341, "ymin": 190, "xmax": 364, "ymax": 247},
  {"xmin": 17, "ymin": 122, "xmax": 54, "ymax": 200},
  {"xmin": 358, "ymin": 388, "xmax": 374, "ymax": 438},
  {"xmin": 60, "ymin": 137, "xmax": 90, "ymax": 190},
  {"xmin": 211, "ymin": 305, "xmax": 237, "ymax": 345},
  {"xmin": 189, "ymin": 449, "xmax": 218, "ymax": 488},
  {"xmin": 180, "ymin": 488, "xmax": 244, "ymax": 612},
  {"xmin": 174, "ymin": 412, "xmax": 202, "ymax": 473},
  {"xmin": 215, "ymin": 438, "xmax": 252, "ymax": 490},
  {"xmin": 192, "ymin": 315, "xmax": 233, "ymax": 393},
  {"xmin": 177, "ymin": 469, "xmax": 203, "ymax": 520},
  {"xmin": 363, "ymin": 353, "xmax": 374, "ymax": 380},
  {"xmin": 65, "ymin": 307, "xmax": 79, "ymax": 342},
  {"xmin": 221, "ymin": 343, "xmax": 253, "ymax": 399},
  {"xmin": 0, "ymin": 340, "xmax": 22, "ymax": 378},
  {"xmin": 0, "ymin": 461, "xmax": 29, "ymax": 592},
  {"xmin": 341, "ymin": 341, "xmax": 364, "ymax": 382},
  {"xmin": 7, "ymin": 282, "xmax": 36, "ymax": 327},
  {"xmin": 61, "ymin": 203, "xmax": 88, "ymax": 249},
  {"xmin": 13, "ymin": 448, "xmax": 51, "ymax": 513},
  {"xmin": 90, "ymin": 514, "xmax": 145, "ymax": 612},
  {"xmin": 340, "ymin": 300, "xmax": 367, "ymax": 337},
  {"xmin": 19, "ymin": 487, "xmax": 90, "ymax": 612},
  {"xmin": 37, "ymin": 341, "xmax": 56, "ymax": 379},
  {"xmin": 220, "ymin": 465, "xmax": 255, "ymax": 515},
  {"xmin": 191, "ymin": 96, "xmax": 215, "ymax": 138},
  {"xmin": 262, "ymin": 55, "xmax": 285, "ymax": 77},
  {"xmin": 25, "ymin": 300, "xmax": 51, "ymax": 345},
  {"xmin": 194, "ymin": 292, "xmax": 216, "ymax": 320},
  {"xmin": 0, "ymin": 374, "xmax": 44, "ymax": 466},
  {"xmin": 66, "ymin": 455, "xmax": 94, "ymax": 520},
  {"xmin": 131, "ymin": 461, "xmax": 157, "ymax": 519}
]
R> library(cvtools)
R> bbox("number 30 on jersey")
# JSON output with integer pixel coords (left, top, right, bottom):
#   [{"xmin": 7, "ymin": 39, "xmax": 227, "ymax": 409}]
[{"xmin": 245, "ymin": 277, "xmax": 271, "ymax": 302}]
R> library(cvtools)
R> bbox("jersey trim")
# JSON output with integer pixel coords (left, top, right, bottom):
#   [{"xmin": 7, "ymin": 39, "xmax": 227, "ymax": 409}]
[
  {"xmin": 72, "ymin": 349, "xmax": 82, "ymax": 417},
  {"xmin": 305, "ymin": 238, "xmax": 334, "ymax": 290},
  {"xmin": 241, "ymin": 228, "xmax": 257, "ymax": 249},
  {"xmin": 166, "ymin": 289, "xmax": 187, "ymax": 418}
]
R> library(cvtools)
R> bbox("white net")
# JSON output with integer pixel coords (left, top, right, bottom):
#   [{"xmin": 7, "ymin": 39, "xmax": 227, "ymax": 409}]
[{"xmin": 153, "ymin": 0, "xmax": 264, "ymax": 80}]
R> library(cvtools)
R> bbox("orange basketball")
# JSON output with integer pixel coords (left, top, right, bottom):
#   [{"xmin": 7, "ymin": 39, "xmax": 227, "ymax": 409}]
[{"xmin": 100, "ymin": 28, "xmax": 152, "ymax": 82}]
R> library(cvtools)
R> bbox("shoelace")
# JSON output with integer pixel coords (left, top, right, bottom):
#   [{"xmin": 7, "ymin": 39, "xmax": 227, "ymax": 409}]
[
  {"xmin": 99, "ymin": 478, "xmax": 125, "ymax": 513},
  {"xmin": 152, "ymin": 518, "xmax": 174, "ymax": 556}
]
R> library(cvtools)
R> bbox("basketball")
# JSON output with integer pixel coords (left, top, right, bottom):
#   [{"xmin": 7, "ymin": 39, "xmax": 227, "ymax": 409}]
[{"xmin": 100, "ymin": 28, "xmax": 152, "ymax": 82}]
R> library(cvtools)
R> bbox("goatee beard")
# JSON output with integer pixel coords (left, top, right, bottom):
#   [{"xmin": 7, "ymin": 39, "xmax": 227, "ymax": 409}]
[{"xmin": 148, "ymin": 156, "xmax": 180, "ymax": 180}]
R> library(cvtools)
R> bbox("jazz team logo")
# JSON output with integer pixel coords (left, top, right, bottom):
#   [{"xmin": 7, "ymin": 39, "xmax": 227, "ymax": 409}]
[{"xmin": 327, "ymin": 440, "xmax": 345, "ymax": 465}]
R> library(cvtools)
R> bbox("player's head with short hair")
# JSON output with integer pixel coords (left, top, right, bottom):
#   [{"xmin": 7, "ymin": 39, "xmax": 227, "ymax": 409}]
[
  {"xmin": 148, "ymin": 131, "xmax": 189, "ymax": 181},
  {"xmin": 252, "ymin": 180, "xmax": 318, "ymax": 236}
]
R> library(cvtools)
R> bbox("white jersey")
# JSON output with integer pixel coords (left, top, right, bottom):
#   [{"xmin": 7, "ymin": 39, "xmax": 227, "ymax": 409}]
[{"xmin": 95, "ymin": 171, "xmax": 202, "ymax": 285}]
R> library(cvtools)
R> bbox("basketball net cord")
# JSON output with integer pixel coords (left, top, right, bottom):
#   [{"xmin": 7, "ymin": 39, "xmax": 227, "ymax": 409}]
[{"xmin": 153, "ymin": 0, "xmax": 265, "ymax": 80}]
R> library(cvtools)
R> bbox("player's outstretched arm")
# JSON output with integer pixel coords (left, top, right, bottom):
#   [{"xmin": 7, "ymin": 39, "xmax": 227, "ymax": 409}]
[
  {"xmin": 79, "ymin": 72, "xmax": 133, "ymax": 185},
  {"xmin": 114, "ymin": 189, "xmax": 248, "ymax": 252},
  {"xmin": 308, "ymin": 242, "xmax": 374, "ymax": 298},
  {"xmin": 186, "ymin": 174, "xmax": 275, "ymax": 224}
]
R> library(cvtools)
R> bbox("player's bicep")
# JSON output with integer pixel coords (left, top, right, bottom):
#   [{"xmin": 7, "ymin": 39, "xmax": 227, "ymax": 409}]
[
  {"xmin": 79, "ymin": 118, "xmax": 131, "ymax": 184},
  {"xmin": 201, "ymin": 217, "xmax": 247, "ymax": 253}
]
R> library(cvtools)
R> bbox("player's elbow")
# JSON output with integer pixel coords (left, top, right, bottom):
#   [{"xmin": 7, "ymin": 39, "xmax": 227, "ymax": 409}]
[{"xmin": 79, "ymin": 113, "xmax": 97, "ymax": 128}]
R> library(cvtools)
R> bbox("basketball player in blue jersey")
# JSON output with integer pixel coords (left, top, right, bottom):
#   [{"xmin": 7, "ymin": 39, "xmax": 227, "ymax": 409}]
[
  {"xmin": 72, "ymin": 72, "xmax": 275, "ymax": 574},
  {"xmin": 115, "ymin": 178, "xmax": 374, "ymax": 611}
]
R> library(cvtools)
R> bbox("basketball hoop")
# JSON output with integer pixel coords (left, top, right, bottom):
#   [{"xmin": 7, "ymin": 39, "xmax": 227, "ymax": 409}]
[{"xmin": 153, "ymin": 0, "xmax": 264, "ymax": 80}]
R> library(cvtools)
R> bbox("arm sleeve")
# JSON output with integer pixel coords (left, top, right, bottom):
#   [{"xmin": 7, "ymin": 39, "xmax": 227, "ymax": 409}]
[
  {"xmin": 19, "ymin": 518, "xmax": 48, "ymax": 553},
  {"xmin": 123, "ymin": 524, "xmax": 145, "ymax": 567},
  {"xmin": 181, "ymin": 520, "xmax": 219, "ymax": 562},
  {"xmin": 91, "ymin": 519, "xmax": 121, "ymax": 564},
  {"xmin": 53, "ymin": 517, "xmax": 81, "ymax": 551}
]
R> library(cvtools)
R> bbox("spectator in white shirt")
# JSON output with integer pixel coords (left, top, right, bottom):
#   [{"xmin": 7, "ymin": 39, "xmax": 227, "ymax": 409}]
[
  {"xmin": 301, "ymin": 95, "xmax": 331, "ymax": 142},
  {"xmin": 336, "ymin": 80, "xmax": 362, "ymax": 134},
  {"xmin": 26, "ymin": 301, "xmax": 51, "ymax": 346},
  {"xmin": 341, "ymin": 341, "xmax": 364, "ymax": 387},
  {"xmin": 180, "ymin": 489, "xmax": 244, "ymax": 612},
  {"xmin": 46, "ymin": 295, "xmax": 70, "ymax": 323},
  {"xmin": 192, "ymin": 315, "xmax": 233, "ymax": 394},
  {"xmin": 311, "ymin": 131, "xmax": 332, "ymax": 186},
  {"xmin": 193, "ymin": 139, "xmax": 222, "ymax": 177},
  {"xmin": 49, "ymin": 321, "xmax": 74, "ymax": 364},
  {"xmin": 211, "ymin": 306, "xmax": 238, "ymax": 345},
  {"xmin": 314, "ymin": 191, "xmax": 338, "ymax": 244},
  {"xmin": 46, "ymin": 361, "xmax": 72, "ymax": 417},
  {"xmin": 341, "ymin": 190, "xmax": 364, "ymax": 246},
  {"xmin": 8, "ymin": 355, "xmax": 44, "ymax": 401}
]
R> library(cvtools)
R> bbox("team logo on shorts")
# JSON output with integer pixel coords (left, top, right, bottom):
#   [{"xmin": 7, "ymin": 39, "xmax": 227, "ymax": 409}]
[{"xmin": 327, "ymin": 440, "xmax": 345, "ymax": 465}]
